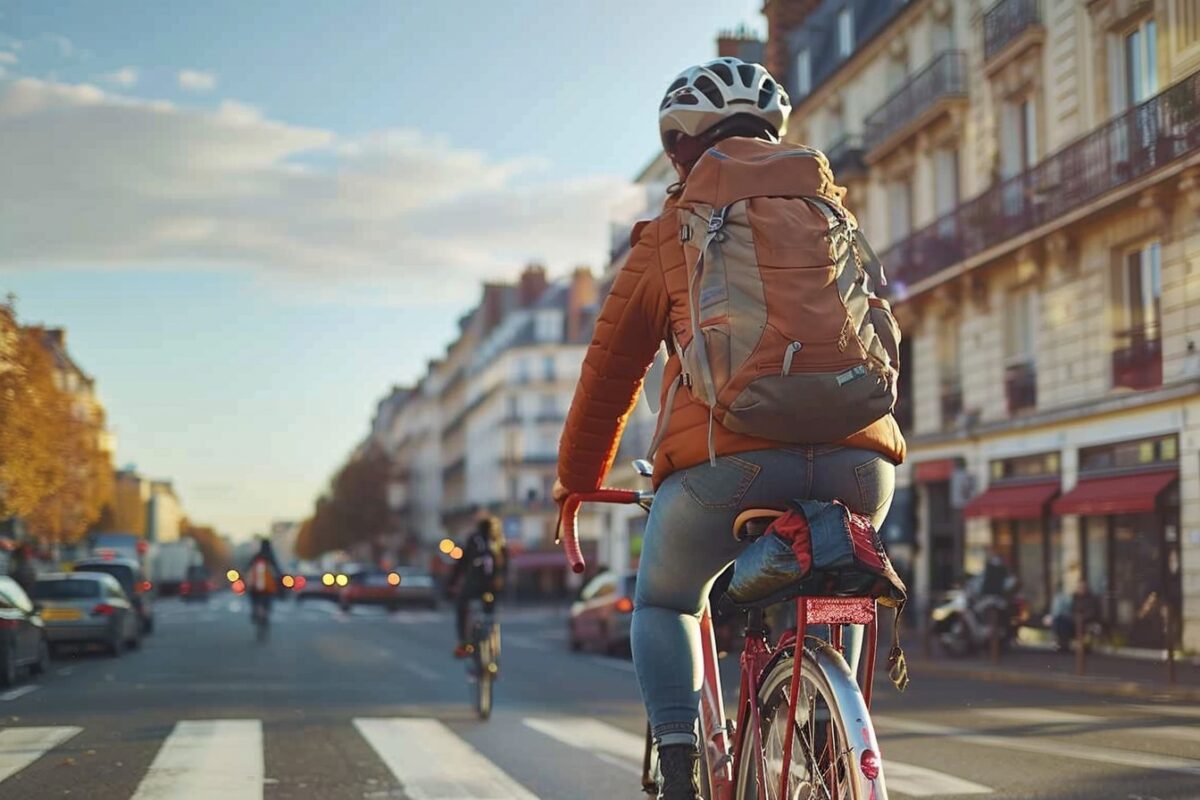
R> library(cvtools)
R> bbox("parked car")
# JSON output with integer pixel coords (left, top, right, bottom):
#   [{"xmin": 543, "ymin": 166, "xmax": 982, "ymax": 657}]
[
  {"xmin": 0, "ymin": 576, "xmax": 49, "ymax": 686},
  {"xmin": 340, "ymin": 571, "xmax": 414, "ymax": 612},
  {"xmin": 180, "ymin": 565, "xmax": 213, "ymax": 602},
  {"xmin": 393, "ymin": 568, "xmax": 438, "ymax": 609},
  {"xmin": 73, "ymin": 556, "xmax": 155, "ymax": 634},
  {"xmin": 569, "ymin": 571, "xmax": 636, "ymax": 655},
  {"xmin": 33, "ymin": 573, "xmax": 141, "ymax": 655},
  {"xmin": 296, "ymin": 573, "xmax": 340, "ymax": 603}
]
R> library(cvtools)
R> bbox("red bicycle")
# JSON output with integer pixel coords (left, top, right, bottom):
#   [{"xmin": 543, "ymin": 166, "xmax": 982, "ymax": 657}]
[{"xmin": 560, "ymin": 488, "xmax": 891, "ymax": 800}]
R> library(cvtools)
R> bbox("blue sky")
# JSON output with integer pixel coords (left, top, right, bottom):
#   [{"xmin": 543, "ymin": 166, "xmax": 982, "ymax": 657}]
[{"xmin": 0, "ymin": 0, "xmax": 764, "ymax": 538}]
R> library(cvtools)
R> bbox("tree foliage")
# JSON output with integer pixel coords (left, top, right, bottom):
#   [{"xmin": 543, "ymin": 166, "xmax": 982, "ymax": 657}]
[
  {"xmin": 181, "ymin": 520, "xmax": 233, "ymax": 573},
  {"xmin": 294, "ymin": 444, "xmax": 391, "ymax": 559},
  {"xmin": 0, "ymin": 307, "xmax": 114, "ymax": 543}
]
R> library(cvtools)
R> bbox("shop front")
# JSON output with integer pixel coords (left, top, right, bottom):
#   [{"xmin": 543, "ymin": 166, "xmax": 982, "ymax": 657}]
[
  {"xmin": 963, "ymin": 452, "xmax": 1062, "ymax": 619},
  {"xmin": 1053, "ymin": 435, "xmax": 1181, "ymax": 649}
]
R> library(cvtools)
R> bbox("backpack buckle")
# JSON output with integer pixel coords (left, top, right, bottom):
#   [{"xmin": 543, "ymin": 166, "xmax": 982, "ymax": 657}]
[{"xmin": 706, "ymin": 207, "xmax": 727, "ymax": 234}]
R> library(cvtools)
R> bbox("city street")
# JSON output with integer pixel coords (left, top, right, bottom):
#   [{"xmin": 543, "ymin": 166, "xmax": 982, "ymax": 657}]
[{"xmin": 0, "ymin": 597, "xmax": 1197, "ymax": 799}]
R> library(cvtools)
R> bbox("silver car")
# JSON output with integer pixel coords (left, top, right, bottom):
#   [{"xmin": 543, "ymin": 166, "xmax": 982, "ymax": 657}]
[{"xmin": 32, "ymin": 573, "xmax": 141, "ymax": 656}]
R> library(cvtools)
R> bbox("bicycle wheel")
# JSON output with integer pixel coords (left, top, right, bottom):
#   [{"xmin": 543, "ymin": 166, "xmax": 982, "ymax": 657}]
[
  {"xmin": 475, "ymin": 628, "xmax": 493, "ymax": 720},
  {"xmin": 734, "ymin": 641, "xmax": 886, "ymax": 800}
]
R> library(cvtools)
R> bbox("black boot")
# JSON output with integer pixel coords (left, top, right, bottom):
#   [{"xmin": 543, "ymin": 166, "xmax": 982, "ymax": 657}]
[{"xmin": 657, "ymin": 743, "xmax": 701, "ymax": 800}]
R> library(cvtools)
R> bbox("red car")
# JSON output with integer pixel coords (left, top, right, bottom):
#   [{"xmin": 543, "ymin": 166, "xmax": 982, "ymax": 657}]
[
  {"xmin": 339, "ymin": 571, "xmax": 407, "ymax": 612},
  {"xmin": 569, "ymin": 572, "xmax": 636, "ymax": 655}
]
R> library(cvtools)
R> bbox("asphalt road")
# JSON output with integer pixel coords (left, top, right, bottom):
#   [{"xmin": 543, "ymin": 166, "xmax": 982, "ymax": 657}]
[{"xmin": 0, "ymin": 596, "xmax": 1198, "ymax": 799}]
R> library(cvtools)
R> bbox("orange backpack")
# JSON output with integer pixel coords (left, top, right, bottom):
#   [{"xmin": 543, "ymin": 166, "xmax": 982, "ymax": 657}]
[{"xmin": 651, "ymin": 138, "xmax": 900, "ymax": 460}]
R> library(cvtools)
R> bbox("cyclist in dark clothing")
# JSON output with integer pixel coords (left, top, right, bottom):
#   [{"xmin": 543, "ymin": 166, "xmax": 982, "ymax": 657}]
[
  {"xmin": 448, "ymin": 515, "xmax": 508, "ymax": 658},
  {"xmin": 244, "ymin": 539, "xmax": 284, "ymax": 622}
]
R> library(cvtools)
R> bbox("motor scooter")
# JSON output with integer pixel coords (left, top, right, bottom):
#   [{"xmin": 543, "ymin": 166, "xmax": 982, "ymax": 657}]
[{"xmin": 930, "ymin": 573, "xmax": 1025, "ymax": 657}]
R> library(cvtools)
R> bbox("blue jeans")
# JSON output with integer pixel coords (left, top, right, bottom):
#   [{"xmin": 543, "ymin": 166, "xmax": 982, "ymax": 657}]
[{"xmin": 632, "ymin": 447, "xmax": 896, "ymax": 747}]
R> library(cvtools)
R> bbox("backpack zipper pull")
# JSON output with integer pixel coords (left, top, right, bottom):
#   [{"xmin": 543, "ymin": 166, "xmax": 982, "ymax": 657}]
[{"xmin": 781, "ymin": 342, "xmax": 802, "ymax": 376}]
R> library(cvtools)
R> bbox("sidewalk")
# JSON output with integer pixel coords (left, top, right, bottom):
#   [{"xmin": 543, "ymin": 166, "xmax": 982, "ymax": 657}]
[{"xmin": 899, "ymin": 643, "xmax": 1200, "ymax": 702}]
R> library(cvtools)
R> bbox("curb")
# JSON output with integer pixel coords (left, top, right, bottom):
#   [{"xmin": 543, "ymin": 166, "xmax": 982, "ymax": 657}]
[{"xmin": 909, "ymin": 660, "xmax": 1200, "ymax": 702}]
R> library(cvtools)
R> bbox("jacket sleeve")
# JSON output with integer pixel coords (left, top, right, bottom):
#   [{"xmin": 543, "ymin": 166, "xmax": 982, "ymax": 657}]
[{"xmin": 557, "ymin": 221, "xmax": 670, "ymax": 492}]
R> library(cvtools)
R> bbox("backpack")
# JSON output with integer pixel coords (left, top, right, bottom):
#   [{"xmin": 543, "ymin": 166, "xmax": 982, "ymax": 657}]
[
  {"xmin": 650, "ymin": 138, "xmax": 900, "ymax": 460},
  {"xmin": 249, "ymin": 559, "xmax": 276, "ymax": 594}
]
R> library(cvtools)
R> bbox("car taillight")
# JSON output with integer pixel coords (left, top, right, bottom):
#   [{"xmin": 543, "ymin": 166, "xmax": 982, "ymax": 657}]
[
  {"xmin": 91, "ymin": 603, "xmax": 117, "ymax": 616},
  {"xmin": 0, "ymin": 619, "xmax": 20, "ymax": 629},
  {"xmin": 616, "ymin": 597, "xmax": 634, "ymax": 614},
  {"xmin": 139, "ymin": 581, "xmax": 153, "ymax": 593},
  {"xmin": 137, "ymin": 540, "xmax": 149, "ymax": 555},
  {"xmin": 180, "ymin": 582, "xmax": 191, "ymax": 594}
]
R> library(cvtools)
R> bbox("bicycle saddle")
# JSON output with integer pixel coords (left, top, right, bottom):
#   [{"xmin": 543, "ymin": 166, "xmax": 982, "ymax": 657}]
[{"xmin": 732, "ymin": 508, "xmax": 785, "ymax": 542}]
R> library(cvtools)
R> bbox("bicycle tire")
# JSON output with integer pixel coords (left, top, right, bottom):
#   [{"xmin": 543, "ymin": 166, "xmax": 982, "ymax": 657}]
[
  {"xmin": 734, "ymin": 641, "xmax": 887, "ymax": 800},
  {"xmin": 475, "ymin": 631, "xmax": 493, "ymax": 720}
]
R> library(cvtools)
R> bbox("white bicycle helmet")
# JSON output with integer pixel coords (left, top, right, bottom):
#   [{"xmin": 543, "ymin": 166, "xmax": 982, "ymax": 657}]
[{"xmin": 658, "ymin": 57, "xmax": 790, "ymax": 152}]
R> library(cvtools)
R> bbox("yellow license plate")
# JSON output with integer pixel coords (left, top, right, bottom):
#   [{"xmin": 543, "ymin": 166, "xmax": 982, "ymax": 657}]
[{"xmin": 42, "ymin": 608, "xmax": 82, "ymax": 621}]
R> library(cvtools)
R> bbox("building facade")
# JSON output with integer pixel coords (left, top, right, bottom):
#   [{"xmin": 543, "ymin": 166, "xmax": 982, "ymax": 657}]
[{"xmin": 762, "ymin": 0, "xmax": 1200, "ymax": 649}]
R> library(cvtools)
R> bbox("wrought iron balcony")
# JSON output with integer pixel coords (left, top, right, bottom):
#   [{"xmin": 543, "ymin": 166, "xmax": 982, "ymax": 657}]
[
  {"xmin": 1112, "ymin": 330, "xmax": 1163, "ymax": 391},
  {"xmin": 984, "ymin": 0, "xmax": 1042, "ymax": 62},
  {"xmin": 864, "ymin": 51, "xmax": 967, "ymax": 155},
  {"xmin": 885, "ymin": 68, "xmax": 1200, "ymax": 293},
  {"xmin": 1005, "ymin": 360, "xmax": 1037, "ymax": 413},
  {"xmin": 823, "ymin": 134, "xmax": 867, "ymax": 179}
]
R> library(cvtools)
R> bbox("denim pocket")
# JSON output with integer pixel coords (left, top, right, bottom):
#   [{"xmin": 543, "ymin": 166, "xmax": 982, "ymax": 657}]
[
  {"xmin": 853, "ymin": 457, "xmax": 896, "ymax": 519},
  {"xmin": 682, "ymin": 456, "xmax": 761, "ymax": 510}
]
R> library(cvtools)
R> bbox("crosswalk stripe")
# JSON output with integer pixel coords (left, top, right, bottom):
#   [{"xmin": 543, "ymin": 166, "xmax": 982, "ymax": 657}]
[
  {"xmin": 1139, "ymin": 725, "xmax": 1200, "ymax": 744},
  {"xmin": 131, "ymin": 719, "xmax": 263, "ymax": 800},
  {"xmin": 875, "ymin": 714, "xmax": 1200, "ymax": 777},
  {"xmin": 1133, "ymin": 704, "xmax": 1200, "ymax": 719},
  {"xmin": 978, "ymin": 707, "xmax": 1100, "ymax": 725},
  {"xmin": 881, "ymin": 760, "xmax": 992, "ymax": 796},
  {"xmin": 355, "ymin": 718, "xmax": 537, "ymax": 799},
  {"xmin": 0, "ymin": 727, "xmax": 82, "ymax": 782},
  {"xmin": 524, "ymin": 716, "xmax": 643, "ymax": 774}
]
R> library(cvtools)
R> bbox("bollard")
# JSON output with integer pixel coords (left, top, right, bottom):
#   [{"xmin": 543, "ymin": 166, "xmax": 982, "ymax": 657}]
[
  {"xmin": 1164, "ymin": 604, "xmax": 1177, "ymax": 685},
  {"xmin": 1074, "ymin": 605, "xmax": 1086, "ymax": 676},
  {"xmin": 989, "ymin": 605, "xmax": 1001, "ymax": 664}
]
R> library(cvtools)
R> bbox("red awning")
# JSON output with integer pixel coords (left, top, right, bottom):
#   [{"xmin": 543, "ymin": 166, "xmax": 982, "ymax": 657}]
[
  {"xmin": 963, "ymin": 480, "xmax": 1060, "ymax": 519},
  {"xmin": 914, "ymin": 459, "xmax": 957, "ymax": 483},
  {"xmin": 1052, "ymin": 469, "xmax": 1178, "ymax": 516}
]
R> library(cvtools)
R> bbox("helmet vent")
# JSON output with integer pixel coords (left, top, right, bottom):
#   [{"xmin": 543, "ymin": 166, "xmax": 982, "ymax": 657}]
[
  {"xmin": 757, "ymin": 79, "xmax": 776, "ymax": 109},
  {"xmin": 693, "ymin": 76, "xmax": 725, "ymax": 108},
  {"xmin": 737, "ymin": 64, "xmax": 757, "ymax": 87},
  {"xmin": 709, "ymin": 63, "xmax": 735, "ymax": 87}
]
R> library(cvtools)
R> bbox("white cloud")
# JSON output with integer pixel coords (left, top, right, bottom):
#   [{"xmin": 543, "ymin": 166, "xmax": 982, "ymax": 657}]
[
  {"xmin": 178, "ymin": 69, "xmax": 216, "ymax": 92},
  {"xmin": 0, "ymin": 52, "xmax": 16, "ymax": 65},
  {"xmin": 0, "ymin": 78, "xmax": 638, "ymax": 303},
  {"xmin": 100, "ymin": 67, "xmax": 139, "ymax": 87}
]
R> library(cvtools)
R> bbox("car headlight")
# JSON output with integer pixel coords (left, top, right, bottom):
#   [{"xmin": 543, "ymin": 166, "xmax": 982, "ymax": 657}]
[{"xmin": 931, "ymin": 607, "xmax": 952, "ymax": 622}]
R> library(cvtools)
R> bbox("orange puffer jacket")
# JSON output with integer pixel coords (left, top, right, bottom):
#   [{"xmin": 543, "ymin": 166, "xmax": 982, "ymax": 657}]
[{"xmin": 557, "ymin": 193, "xmax": 907, "ymax": 493}]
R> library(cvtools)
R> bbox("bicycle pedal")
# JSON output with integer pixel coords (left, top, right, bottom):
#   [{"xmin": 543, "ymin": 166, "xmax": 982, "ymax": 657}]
[{"xmin": 486, "ymin": 663, "xmax": 499, "ymax": 675}]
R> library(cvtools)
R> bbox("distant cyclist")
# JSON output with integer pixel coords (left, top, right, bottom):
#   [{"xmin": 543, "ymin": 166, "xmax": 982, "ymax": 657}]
[
  {"xmin": 553, "ymin": 57, "xmax": 905, "ymax": 799},
  {"xmin": 448, "ymin": 514, "xmax": 508, "ymax": 659},
  {"xmin": 244, "ymin": 539, "xmax": 284, "ymax": 625}
]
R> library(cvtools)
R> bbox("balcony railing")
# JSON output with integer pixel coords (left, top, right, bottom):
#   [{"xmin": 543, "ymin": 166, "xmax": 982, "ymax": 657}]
[
  {"xmin": 984, "ymin": 0, "xmax": 1041, "ymax": 62},
  {"xmin": 824, "ymin": 134, "xmax": 867, "ymax": 178},
  {"xmin": 885, "ymin": 68, "xmax": 1200, "ymax": 293},
  {"xmin": 1112, "ymin": 330, "xmax": 1163, "ymax": 390},
  {"xmin": 864, "ymin": 51, "xmax": 967, "ymax": 154},
  {"xmin": 1005, "ymin": 360, "xmax": 1037, "ymax": 413}
]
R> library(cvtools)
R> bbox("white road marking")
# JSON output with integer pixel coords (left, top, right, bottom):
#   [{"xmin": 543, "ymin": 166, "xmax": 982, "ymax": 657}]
[
  {"xmin": 354, "ymin": 718, "xmax": 536, "ymax": 799},
  {"xmin": 1133, "ymin": 704, "xmax": 1200, "ymax": 719},
  {"xmin": 131, "ymin": 719, "xmax": 263, "ymax": 800},
  {"xmin": 978, "ymin": 707, "xmax": 1100, "ymax": 725},
  {"xmin": 875, "ymin": 715, "xmax": 1200, "ymax": 777},
  {"xmin": 881, "ymin": 760, "xmax": 992, "ymax": 796},
  {"xmin": 55, "ymin": 667, "xmax": 73, "ymax": 676},
  {"xmin": 0, "ymin": 726, "xmax": 82, "ymax": 782},
  {"xmin": 524, "ymin": 716, "xmax": 644, "ymax": 765},
  {"xmin": 1137, "ymin": 725, "xmax": 1200, "ymax": 744},
  {"xmin": 0, "ymin": 685, "xmax": 39, "ymax": 701},
  {"xmin": 502, "ymin": 634, "xmax": 550, "ymax": 651}
]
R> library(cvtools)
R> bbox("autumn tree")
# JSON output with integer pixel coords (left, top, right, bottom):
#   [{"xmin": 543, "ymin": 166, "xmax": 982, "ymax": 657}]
[
  {"xmin": 296, "ymin": 444, "xmax": 392, "ymax": 559},
  {"xmin": 181, "ymin": 521, "xmax": 233, "ymax": 573}
]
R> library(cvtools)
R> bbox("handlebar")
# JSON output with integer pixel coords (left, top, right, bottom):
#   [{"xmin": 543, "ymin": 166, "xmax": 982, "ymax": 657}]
[{"xmin": 556, "ymin": 489, "xmax": 647, "ymax": 574}]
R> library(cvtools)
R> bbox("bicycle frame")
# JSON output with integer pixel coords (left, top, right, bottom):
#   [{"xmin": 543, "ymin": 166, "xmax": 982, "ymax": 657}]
[{"xmin": 559, "ymin": 489, "xmax": 884, "ymax": 799}]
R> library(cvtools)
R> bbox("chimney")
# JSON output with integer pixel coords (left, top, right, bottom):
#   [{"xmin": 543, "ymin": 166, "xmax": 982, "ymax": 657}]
[
  {"xmin": 716, "ymin": 24, "xmax": 762, "ymax": 59},
  {"xmin": 480, "ymin": 283, "xmax": 508, "ymax": 333},
  {"xmin": 518, "ymin": 263, "xmax": 549, "ymax": 307},
  {"xmin": 565, "ymin": 267, "xmax": 598, "ymax": 343},
  {"xmin": 763, "ymin": 0, "xmax": 815, "ymax": 81}
]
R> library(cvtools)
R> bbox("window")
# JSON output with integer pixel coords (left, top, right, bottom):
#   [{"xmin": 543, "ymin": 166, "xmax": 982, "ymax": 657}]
[
  {"xmin": 515, "ymin": 357, "xmax": 530, "ymax": 384},
  {"xmin": 1004, "ymin": 289, "xmax": 1037, "ymax": 364},
  {"xmin": 542, "ymin": 354, "xmax": 556, "ymax": 381},
  {"xmin": 795, "ymin": 49, "xmax": 812, "ymax": 96},
  {"xmin": 1114, "ymin": 242, "xmax": 1162, "ymax": 342},
  {"xmin": 933, "ymin": 147, "xmax": 960, "ymax": 216},
  {"xmin": 938, "ymin": 317, "xmax": 963, "ymax": 426},
  {"xmin": 932, "ymin": 19, "xmax": 954, "ymax": 52},
  {"xmin": 536, "ymin": 311, "xmax": 561, "ymax": 342},
  {"xmin": 539, "ymin": 393, "xmax": 557, "ymax": 417},
  {"xmin": 508, "ymin": 476, "xmax": 518, "ymax": 502},
  {"xmin": 506, "ymin": 394, "xmax": 519, "ymax": 420},
  {"xmin": 837, "ymin": 8, "xmax": 854, "ymax": 58},
  {"xmin": 887, "ymin": 177, "xmax": 913, "ymax": 243},
  {"xmin": 1079, "ymin": 434, "xmax": 1179, "ymax": 473},
  {"xmin": 1111, "ymin": 18, "xmax": 1159, "ymax": 112},
  {"xmin": 1176, "ymin": 0, "xmax": 1200, "ymax": 50},
  {"xmin": 1000, "ymin": 98, "xmax": 1038, "ymax": 180}
]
